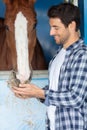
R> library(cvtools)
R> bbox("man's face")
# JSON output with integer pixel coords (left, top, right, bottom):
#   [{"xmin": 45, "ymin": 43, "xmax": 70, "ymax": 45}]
[{"xmin": 49, "ymin": 18, "xmax": 70, "ymax": 46}]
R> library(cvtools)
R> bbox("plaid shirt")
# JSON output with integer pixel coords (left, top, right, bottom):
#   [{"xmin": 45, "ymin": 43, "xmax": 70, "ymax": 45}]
[{"xmin": 44, "ymin": 39, "xmax": 87, "ymax": 130}]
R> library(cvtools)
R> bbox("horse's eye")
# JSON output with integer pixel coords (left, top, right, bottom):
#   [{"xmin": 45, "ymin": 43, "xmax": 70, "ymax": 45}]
[{"xmin": 33, "ymin": 23, "xmax": 37, "ymax": 30}]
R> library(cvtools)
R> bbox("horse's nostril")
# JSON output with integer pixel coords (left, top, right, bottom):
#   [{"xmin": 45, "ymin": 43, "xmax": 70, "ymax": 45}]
[{"xmin": 8, "ymin": 70, "xmax": 31, "ymax": 88}]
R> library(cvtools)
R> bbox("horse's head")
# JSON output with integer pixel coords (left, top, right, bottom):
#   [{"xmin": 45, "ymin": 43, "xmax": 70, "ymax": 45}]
[
  {"xmin": 0, "ymin": 0, "xmax": 47, "ymax": 83},
  {"xmin": 3, "ymin": 0, "xmax": 37, "ymax": 82},
  {"xmin": 4, "ymin": 0, "xmax": 37, "ymax": 62}
]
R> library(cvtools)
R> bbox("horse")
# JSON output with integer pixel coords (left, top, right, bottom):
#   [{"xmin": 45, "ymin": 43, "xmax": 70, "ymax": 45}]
[
  {"xmin": 0, "ymin": 0, "xmax": 47, "ymax": 70},
  {"xmin": 0, "ymin": 2, "xmax": 47, "ymax": 128},
  {"xmin": 0, "ymin": 0, "xmax": 47, "ymax": 84}
]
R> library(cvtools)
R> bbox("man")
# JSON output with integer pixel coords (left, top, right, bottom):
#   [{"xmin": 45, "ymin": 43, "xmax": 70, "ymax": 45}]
[{"xmin": 12, "ymin": 3, "xmax": 87, "ymax": 130}]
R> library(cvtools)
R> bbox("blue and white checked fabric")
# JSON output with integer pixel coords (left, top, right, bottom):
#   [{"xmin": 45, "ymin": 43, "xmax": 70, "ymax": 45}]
[{"xmin": 44, "ymin": 39, "xmax": 87, "ymax": 130}]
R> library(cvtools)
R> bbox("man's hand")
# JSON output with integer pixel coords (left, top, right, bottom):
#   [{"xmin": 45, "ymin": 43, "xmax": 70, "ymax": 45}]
[{"xmin": 11, "ymin": 83, "xmax": 45, "ymax": 99}]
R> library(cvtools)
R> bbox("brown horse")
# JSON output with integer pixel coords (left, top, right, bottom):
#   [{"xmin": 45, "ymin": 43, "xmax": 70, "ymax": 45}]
[{"xmin": 0, "ymin": 0, "xmax": 47, "ymax": 72}]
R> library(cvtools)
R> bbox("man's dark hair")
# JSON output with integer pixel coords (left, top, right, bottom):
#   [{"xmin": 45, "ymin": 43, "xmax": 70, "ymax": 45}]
[{"xmin": 48, "ymin": 3, "xmax": 81, "ymax": 31}]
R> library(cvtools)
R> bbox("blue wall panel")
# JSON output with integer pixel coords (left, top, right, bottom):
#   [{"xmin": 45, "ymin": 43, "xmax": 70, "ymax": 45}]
[
  {"xmin": 35, "ymin": 0, "xmax": 63, "ymax": 64},
  {"xmin": 0, "ymin": 0, "xmax": 6, "ymax": 18},
  {"xmin": 77, "ymin": 0, "xmax": 87, "ymax": 44},
  {"xmin": 83, "ymin": 0, "xmax": 87, "ymax": 44}
]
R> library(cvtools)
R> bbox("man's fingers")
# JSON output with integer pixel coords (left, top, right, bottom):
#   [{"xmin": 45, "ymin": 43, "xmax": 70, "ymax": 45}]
[{"xmin": 15, "ymin": 93, "xmax": 28, "ymax": 99}]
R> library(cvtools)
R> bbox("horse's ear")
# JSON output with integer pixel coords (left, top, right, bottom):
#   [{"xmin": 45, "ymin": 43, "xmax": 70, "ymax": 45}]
[
  {"xmin": 29, "ymin": 0, "xmax": 36, "ymax": 3},
  {"xmin": 28, "ymin": 0, "xmax": 36, "ymax": 7},
  {"xmin": 3, "ymin": 0, "xmax": 9, "ymax": 4}
]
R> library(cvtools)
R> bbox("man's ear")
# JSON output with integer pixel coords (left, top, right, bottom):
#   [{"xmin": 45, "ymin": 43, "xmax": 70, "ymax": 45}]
[{"xmin": 69, "ymin": 21, "xmax": 76, "ymax": 31}]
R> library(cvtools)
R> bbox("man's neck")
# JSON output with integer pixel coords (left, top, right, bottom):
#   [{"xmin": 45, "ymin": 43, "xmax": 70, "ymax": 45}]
[{"xmin": 63, "ymin": 32, "xmax": 80, "ymax": 49}]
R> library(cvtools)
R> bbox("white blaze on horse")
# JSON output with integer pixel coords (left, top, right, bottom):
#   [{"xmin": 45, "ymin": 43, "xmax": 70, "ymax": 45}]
[
  {"xmin": 15, "ymin": 12, "xmax": 31, "ymax": 83},
  {"xmin": 0, "ymin": 0, "xmax": 47, "ymax": 86}
]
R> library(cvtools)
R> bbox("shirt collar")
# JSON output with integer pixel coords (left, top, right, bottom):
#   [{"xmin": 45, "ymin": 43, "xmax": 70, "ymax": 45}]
[{"xmin": 66, "ymin": 38, "xmax": 84, "ymax": 52}]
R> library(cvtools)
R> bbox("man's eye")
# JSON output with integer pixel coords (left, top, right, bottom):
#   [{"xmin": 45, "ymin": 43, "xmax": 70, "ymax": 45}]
[{"xmin": 55, "ymin": 27, "xmax": 59, "ymax": 30}]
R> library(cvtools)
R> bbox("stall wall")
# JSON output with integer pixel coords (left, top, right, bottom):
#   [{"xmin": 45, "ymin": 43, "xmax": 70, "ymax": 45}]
[
  {"xmin": 35, "ymin": 0, "xmax": 63, "ymax": 64},
  {"xmin": 78, "ymin": 0, "xmax": 87, "ymax": 44},
  {"xmin": 0, "ymin": 0, "xmax": 6, "ymax": 18}
]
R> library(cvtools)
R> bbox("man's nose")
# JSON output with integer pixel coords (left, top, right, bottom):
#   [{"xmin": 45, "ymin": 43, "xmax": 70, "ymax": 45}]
[{"xmin": 50, "ymin": 28, "xmax": 55, "ymax": 36}]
